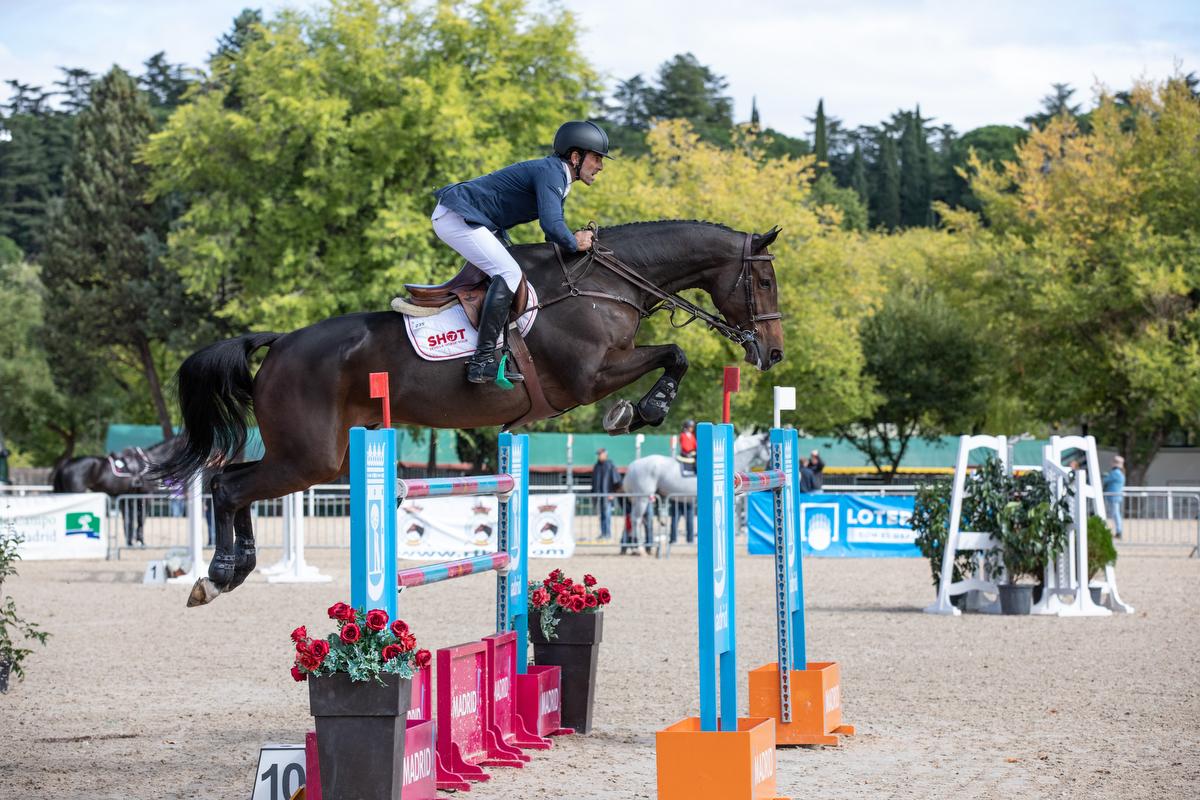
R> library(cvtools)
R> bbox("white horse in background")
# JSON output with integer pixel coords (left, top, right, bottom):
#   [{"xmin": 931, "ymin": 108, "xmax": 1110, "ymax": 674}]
[{"xmin": 619, "ymin": 431, "xmax": 772, "ymax": 552}]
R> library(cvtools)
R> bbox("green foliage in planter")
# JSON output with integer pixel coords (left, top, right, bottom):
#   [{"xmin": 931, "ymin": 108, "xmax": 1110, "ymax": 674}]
[
  {"xmin": 913, "ymin": 455, "xmax": 1072, "ymax": 589},
  {"xmin": 0, "ymin": 523, "xmax": 50, "ymax": 689},
  {"xmin": 912, "ymin": 480, "xmax": 974, "ymax": 587},
  {"xmin": 988, "ymin": 469, "xmax": 1072, "ymax": 583},
  {"xmin": 1087, "ymin": 515, "xmax": 1118, "ymax": 581}
]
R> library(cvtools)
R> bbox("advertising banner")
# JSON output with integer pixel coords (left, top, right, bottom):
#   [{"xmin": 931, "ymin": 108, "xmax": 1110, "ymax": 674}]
[
  {"xmin": 748, "ymin": 492, "xmax": 919, "ymax": 558},
  {"xmin": 1, "ymin": 493, "xmax": 108, "ymax": 560},
  {"xmin": 397, "ymin": 493, "xmax": 574, "ymax": 560}
]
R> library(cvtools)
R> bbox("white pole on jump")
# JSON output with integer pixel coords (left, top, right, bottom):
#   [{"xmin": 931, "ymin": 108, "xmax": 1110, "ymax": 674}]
[
  {"xmin": 635, "ymin": 433, "xmax": 645, "ymax": 461},
  {"xmin": 168, "ymin": 473, "xmax": 206, "ymax": 585},
  {"xmin": 773, "ymin": 386, "xmax": 796, "ymax": 429},
  {"xmin": 566, "ymin": 433, "xmax": 574, "ymax": 492},
  {"xmin": 268, "ymin": 491, "xmax": 331, "ymax": 585}
]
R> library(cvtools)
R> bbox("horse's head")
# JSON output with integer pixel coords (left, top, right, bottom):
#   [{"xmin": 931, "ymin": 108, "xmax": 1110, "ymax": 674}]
[{"xmin": 709, "ymin": 226, "xmax": 784, "ymax": 370}]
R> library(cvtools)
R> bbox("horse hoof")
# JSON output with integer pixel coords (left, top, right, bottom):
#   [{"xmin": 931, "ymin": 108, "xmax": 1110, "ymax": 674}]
[
  {"xmin": 187, "ymin": 578, "xmax": 223, "ymax": 607},
  {"xmin": 603, "ymin": 400, "xmax": 634, "ymax": 435}
]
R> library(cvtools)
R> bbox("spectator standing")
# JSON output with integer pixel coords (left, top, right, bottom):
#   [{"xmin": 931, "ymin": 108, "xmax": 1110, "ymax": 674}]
[
  {"xmin": 809, "ymin": 449, "xmax": 825, "ymax": 491},
  {"xmin": 590, "ymin": 448, "xmax": 621, "ymax": 540},
  {"xmin": 1103, "ymin": 455, "xmax": 1126, "ymax": 539},
  {"xmin": 799, "ymin": 456, "xmax": 816, "ymax": 493}
]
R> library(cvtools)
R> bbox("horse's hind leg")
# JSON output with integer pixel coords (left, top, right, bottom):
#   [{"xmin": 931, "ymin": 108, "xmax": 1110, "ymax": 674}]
[{"xmin": 190, "ymin": 456, "xmax": 339, "ymax": 607}]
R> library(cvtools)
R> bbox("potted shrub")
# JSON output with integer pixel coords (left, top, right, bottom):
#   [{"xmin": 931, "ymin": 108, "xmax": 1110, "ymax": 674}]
[
  {"xmin": 0, "ymin": 524, "xmax": 49, "ymax": 693},
  {"xmin": 989, "ymin": 471, "xmax": 1071, "ymax": 614},
  {"xmin": 912, "ymin": 480, "xmax": 975, "ymax": 608},
  {"xmin": 913, "ymin": 457, "xmax": 1011, "ymax": 610},
  {"xmin": 528, "ymin": 568, "xmax": 611, "ymax": 733},
  {"xmin": 1087, "ymin": 516, "xmax": 1118, "ymax": 604},
  {"xmin": 291, "ymin": 602, "xmax": 430, "ymax": 800}
]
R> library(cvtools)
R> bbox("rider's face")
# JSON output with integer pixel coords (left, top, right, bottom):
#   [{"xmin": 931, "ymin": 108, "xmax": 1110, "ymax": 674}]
[{"xmin": 575, "ymin": 151, "xmax": 604, "ymax": 185}]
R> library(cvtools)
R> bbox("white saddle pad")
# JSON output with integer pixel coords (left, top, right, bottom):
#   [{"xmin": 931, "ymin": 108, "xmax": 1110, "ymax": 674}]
[{"xmin": 402, "ymin": 284, "xmax": 539, "ymax": 361}]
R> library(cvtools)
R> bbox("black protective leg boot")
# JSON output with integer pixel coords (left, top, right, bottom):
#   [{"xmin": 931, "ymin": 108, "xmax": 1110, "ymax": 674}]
[{"xmin": 466, "ymin": 279, "xmax": 525, "ymax": 385}]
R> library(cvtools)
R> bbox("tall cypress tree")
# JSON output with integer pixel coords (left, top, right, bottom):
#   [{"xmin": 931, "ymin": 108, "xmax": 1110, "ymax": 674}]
[
  {"xmin": 41, "ymin": 67, "xmax": 205, "ymax": 439},
  {"xmin": 899, "ymin": 113, "xmax": 922, "ymax": 226},
  {"xmin": 849, "ymin": 144, "xmax": 870, "ymax": 208},
  {"xmin": 813, "ymin": 98, "xmax": 828, "ymax": 171},
  {"xmin": 874, "ymin": 133, "xmax": 900, "ymax": 231}
]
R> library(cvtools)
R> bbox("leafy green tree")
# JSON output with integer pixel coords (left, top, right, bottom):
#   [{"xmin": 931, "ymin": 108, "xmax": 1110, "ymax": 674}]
[
  {"xmin": 146, "ymin": 0, "xmax": 595, "ymax": 331},
  {"xmin": 139, "ymin": 52, "xmax": 194, "ymax": 124},
  {"xmin": 0, "ymin": 257, "xmax": 120, "ymax": 463},
  {"xmin": 809, "ymin": 173, "xmax": 867, "ymax": 232},
  {"xmin": 1024, "ymin": 82, "xmax": 1084, "ymax": 130},
  {"xmin": 837, "ymin": 288, "xmax": 988, "ymax": 481},
  {"xmin": 41, "ymin": 67, "xmax": 206, "ymax": 440},
  {"xmin": 568, "ymin": 120, "xmax": 878, "ymax": 433},
  {"xmin": 0, "ymin": 81, "xmax": 76, "ymax": 256},
  {"xmin": 873, "ymin": 132, "xmax": 900, "ymax": 230},
  {"xmin": 944, "ymin": 125, "xmax": 1025, "ymax": 211},
  {"xmin": 644, "ymin": 53, "xmax": 734, "ymax": 146},
  {"xmin": 950, "ymin": 75, "xmax": 1200, "ymax": 481}
]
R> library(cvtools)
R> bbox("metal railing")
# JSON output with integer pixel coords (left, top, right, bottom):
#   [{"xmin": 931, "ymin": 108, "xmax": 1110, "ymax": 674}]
[
  {"xmin": 1108, "ymin": 489, "xmax": 1199, "ymax": 554},
  {"xmin": 99, "ymin": 484, "xmax": 1200, "ymax": 561}
]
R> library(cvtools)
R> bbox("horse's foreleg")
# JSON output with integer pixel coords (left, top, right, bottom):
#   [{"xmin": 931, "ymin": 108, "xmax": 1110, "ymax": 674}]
[{"xmin": 592, "ymin": 344, "xmax": 688, "ymax": 434}]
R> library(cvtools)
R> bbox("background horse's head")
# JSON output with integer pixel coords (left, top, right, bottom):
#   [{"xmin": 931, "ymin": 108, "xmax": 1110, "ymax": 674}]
[{"xmin": 706, "ymin": 226, "xmax": 784, "ymax": 370}]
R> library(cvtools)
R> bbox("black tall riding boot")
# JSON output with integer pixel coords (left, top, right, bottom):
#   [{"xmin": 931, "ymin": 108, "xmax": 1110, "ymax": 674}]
[{"xmin": 466, "ymin": 278, "xmax": 525, "ymax": 385}]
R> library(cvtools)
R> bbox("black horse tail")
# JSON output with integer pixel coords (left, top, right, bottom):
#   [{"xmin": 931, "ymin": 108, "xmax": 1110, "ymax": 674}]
[{"xmin": 153, "ymin": 332, "xmax": 281, "ymax": 486}]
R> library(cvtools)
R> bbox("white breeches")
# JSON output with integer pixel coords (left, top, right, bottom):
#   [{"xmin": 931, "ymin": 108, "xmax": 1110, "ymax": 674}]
[{"xmin": 431, "ymin": 203, "xmax": 522, "ymax": 292}]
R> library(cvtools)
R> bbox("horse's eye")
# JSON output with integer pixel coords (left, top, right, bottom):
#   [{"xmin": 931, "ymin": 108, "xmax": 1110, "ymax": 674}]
[{"xmin": 759, "ymin": 278, "xmax": 772, "ymax": 289}]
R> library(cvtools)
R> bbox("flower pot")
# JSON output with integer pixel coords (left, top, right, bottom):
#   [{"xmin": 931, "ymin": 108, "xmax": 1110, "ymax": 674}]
[
  {"xmin": 0, "ymin": 658, "xmax": 10, "ymax": 694},
  {"xmin": 530, "ymin": 611, "xmax": 602, "ymax": 733},
  {"xmin": 997, "ymin": 584, "xmax": 1033, "ymax": 615},
  {"xmin": 309, "ymin": 672, "xmax": 412, "ymax": 800}
]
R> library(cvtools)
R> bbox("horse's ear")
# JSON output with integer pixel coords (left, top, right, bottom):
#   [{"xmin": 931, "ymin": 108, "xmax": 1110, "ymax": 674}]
[{"xmin": 752, "ymin": 226, "xmax": 781, "ymax": 252}]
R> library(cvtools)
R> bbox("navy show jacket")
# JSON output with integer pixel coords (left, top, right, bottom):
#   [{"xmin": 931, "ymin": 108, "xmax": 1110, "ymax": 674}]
[{"xmin": 434, "ymin": 155, "xmax": 578, "ymax": 252}]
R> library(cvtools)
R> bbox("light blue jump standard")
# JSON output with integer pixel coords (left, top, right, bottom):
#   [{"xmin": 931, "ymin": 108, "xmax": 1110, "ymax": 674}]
[{"xmin": 349, "ymin": 426, "xmax": 531, "ymax": 670}]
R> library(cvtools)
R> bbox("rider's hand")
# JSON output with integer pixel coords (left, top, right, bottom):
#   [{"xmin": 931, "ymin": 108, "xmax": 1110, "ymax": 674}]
[{"xmin": 575, "ymin": 230, "xmax": 594, "ymax": 251}]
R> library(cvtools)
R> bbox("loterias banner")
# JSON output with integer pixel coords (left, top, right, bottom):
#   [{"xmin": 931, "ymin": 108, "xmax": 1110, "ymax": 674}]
[{"xmin": 748, "ymin": 492, "xmax": 919, "ymax": 558}]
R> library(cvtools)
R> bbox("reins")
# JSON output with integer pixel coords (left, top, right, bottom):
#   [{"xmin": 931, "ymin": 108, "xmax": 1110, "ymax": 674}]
[{"xmin": 531, "ymin": 223, "xmax": 778, "ymax": 348}]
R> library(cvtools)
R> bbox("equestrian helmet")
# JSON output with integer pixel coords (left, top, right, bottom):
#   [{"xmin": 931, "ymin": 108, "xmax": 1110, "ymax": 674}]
[{"xmin": 554, "ymin": 120, "xmax": 612, "ymax": 158}]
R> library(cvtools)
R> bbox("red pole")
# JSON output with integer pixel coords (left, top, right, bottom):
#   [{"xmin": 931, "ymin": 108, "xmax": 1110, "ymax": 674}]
[
  {"xmin": 722, "ymin": 366, "xmax": 741, "ymax": 424},
  {"xmin": 369, "ymin": 372, "xmax": 391, "ymax": 428}
]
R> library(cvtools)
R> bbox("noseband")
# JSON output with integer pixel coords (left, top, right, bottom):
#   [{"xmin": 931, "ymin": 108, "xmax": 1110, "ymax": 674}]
[{"xmin": 545, "ymin": 228, "xmax": 782, "ymax": 349}]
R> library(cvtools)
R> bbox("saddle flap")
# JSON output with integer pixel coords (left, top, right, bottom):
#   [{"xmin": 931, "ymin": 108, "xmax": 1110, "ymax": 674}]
[{"xmin": 402, "ymin": 264, "xmax": 530, "ymax": 330}]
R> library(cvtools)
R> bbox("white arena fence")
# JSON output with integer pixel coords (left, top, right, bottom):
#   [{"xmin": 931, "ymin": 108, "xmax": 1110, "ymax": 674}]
[{"xmin": 79, "ymin": 484, "xmax": 1200, "ymax": 561}]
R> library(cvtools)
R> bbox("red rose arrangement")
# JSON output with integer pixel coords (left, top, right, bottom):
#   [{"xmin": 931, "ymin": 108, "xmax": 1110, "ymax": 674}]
[
  {"xmin": 527, "ymin": 569, "xmax": 611, "ymax": 640},
  {"xmin": 290, "ymin": 601, "xmax": 431, "ymax": 684}
]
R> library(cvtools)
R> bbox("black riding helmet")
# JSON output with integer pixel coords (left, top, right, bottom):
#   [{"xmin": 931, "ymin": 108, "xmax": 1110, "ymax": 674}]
[{"xmin": 553, "ymin": 120, "xmax": 613, "ymax": 161}]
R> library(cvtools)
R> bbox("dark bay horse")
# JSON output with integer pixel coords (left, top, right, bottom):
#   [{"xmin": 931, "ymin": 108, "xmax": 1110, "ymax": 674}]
[
  {"xmin": 156, "ymin": 221, "xmax": 785, "ymax": 605},
  {"xmin": 51, "ymin": 440, "xmax": 176, "ymax": 546}
]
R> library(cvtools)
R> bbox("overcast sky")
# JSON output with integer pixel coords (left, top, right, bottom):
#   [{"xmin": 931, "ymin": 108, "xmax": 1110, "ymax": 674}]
[{"xmin": 2, "ymin": 1, "xmax": 1197, "ymax": 137}]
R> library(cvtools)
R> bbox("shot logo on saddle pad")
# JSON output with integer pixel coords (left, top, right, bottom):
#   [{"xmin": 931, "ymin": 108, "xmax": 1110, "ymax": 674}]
[
  {"xmin": 800, "ymin": 502, "xmax": 839, "ymax": 552},
  {"xmin": 403, "ymin": 285, "xmax": 539, "ymax": 361},
  {"xmin": 65, "ymin": 512, "xmax": 101, "ymax": 539}
]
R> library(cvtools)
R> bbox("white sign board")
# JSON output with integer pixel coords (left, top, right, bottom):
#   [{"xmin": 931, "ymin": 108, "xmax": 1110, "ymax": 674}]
[
  {"xmin": 397, "ymin": 492, "xmax": 575, "ymax": 560},
  {"xmin": 1, "ymin": 494, "xmax": 107, "ymax": 560}
]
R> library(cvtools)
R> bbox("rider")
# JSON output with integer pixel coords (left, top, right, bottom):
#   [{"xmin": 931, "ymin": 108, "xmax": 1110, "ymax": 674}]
[
  {"xmin": 431, "ymin": 120, "xmax": 611, "ymax": 385},
  {"xmin": 679, "ymin": 419, "xmax": 697, "ymax": 459}
]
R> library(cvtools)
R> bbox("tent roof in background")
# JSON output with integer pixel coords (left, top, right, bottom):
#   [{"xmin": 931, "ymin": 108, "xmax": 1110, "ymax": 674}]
[{"xmin": 106, "ymin": 424, "xmax": 1055, "ymax": 470}]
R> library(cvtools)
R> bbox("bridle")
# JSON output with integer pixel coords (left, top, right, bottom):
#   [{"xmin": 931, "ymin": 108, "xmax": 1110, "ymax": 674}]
[{"xmin": 541, "ymin": 225, "xmax": 782, "ymax": 348}]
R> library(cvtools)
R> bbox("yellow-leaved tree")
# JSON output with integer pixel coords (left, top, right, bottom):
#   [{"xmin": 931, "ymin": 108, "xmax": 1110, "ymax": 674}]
[
  {"xmin": 945, "ymin": 75, "xmax": 1200, "ymax": 480},
  {"xmin": 509, "ymin": 120, "xmax": 882, "ymax": 431}
]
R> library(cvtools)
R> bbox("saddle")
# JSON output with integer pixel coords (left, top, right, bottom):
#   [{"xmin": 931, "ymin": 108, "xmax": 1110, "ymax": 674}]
[
  {"xmin": 396, "ymin": 262, "xmax": 556, "ymax": 430},
  {"xmin": 676, "ymin": 454, "xmax": 697, "ymax": 478},
  {"xmin": 401, "ymin": 264, "xmax": 531, "ymax": 330}
]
